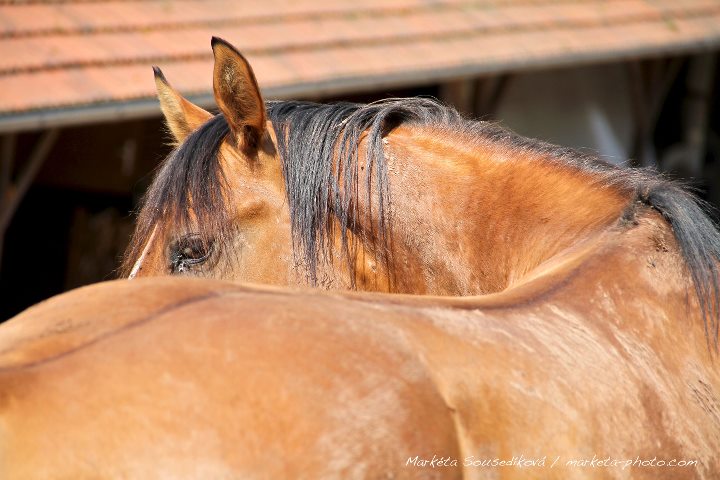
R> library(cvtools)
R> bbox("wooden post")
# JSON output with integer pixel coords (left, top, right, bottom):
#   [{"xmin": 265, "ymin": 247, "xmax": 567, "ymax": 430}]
[
  {"xmin": 628, "ymin": 58, "xmax": 682, "ymax": 168},
  {"xmin": 475, "ymin": 75, "xmax": 510, "ymax": 119},
  {"xmin": 440, "ymin": 79, "xmax": 475, "ymax": 116},
  {"xmin": 659, "ymin": 54, "xmax": 716, "ymax": 176},
  {"xmin": 681, "ymin": 53, "xmax": 716, "ymax": 177}
]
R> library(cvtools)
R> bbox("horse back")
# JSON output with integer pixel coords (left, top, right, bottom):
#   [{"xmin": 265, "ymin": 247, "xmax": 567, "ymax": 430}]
[{"xmin": 0, "ymin": 278, "xmax": 462, "ymax": 479}]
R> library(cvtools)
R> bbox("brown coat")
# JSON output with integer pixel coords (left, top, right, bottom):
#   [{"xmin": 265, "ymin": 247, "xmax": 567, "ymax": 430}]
[{"xmin": 2, "ymin": 210, "xmax": 718, "ymax": 479}]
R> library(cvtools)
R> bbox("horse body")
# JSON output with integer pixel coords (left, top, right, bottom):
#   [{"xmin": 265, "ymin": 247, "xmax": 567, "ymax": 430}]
[
  {"xmin": 2, "ymin": 37, "xmax": 719, "ymax": 478},
  {"xmin": 1, "ymin": 207, "xmax": 718, "ymax": 478}
]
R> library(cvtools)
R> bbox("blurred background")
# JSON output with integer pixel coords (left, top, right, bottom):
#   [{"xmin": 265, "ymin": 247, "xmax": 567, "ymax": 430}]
[{"xmin": 1, "ymin": 0, "xmax": 719, "ymax": 319}]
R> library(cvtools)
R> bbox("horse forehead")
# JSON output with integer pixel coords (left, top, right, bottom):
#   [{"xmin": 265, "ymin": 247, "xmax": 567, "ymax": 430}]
[
  {"xmin": 218, "ymin": 146, "xmax": 284, "ymax": 195},
  {"xmin": 215, "ymin": 143, "xmax": 257, "ymax": 181}
]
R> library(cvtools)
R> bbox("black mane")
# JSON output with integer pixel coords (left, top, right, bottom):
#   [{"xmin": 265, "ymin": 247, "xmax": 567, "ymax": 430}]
[
  {"xmin": 266, "ymin": 98, "xmax": 461, "ymax": 283},
  {"xmin": 123, "ymin": 97, "xmax": 720, "ymax": 348}
]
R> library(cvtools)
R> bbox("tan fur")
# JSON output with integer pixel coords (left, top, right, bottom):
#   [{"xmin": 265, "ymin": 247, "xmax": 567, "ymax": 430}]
[
  {"xmin": 1, "ymin": 211, "xmax": 718, "ymax": 478},
  {"xmin": 211, "ymin": 37, "xmax": 266, "ymax": 142},
  {"xmin": 154, "ymin": 68, "xmax": 212, "ymax": 143},
  {"xmin": 378, "ymin": 125, "xmax": 630, "ymax": 294}
]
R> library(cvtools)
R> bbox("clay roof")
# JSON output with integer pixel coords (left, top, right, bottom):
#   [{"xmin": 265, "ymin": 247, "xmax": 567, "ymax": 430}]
[{"xmin": 1, "ymin": 0, "xmax": 720, "ymax": 132}]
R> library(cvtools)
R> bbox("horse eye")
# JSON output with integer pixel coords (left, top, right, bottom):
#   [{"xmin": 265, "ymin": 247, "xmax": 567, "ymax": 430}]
[{"xmin": 169, "ymin": 235, "xmax": 212, "ymax": 274}]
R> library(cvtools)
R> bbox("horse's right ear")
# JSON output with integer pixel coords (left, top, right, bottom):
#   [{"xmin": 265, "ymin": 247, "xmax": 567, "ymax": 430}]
[
  {"xmin": 153, "ymin": 66, "xmax": 212, "ymax": 144},
  {"xmin": 211, "ymin": 37, "xmax": 266, "ymax": 151}
]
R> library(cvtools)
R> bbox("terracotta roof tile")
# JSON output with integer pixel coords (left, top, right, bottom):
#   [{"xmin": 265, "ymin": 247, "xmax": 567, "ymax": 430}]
[{"xmin": 1, "ymin": 0, "xmax": 720, "ymax": 131}]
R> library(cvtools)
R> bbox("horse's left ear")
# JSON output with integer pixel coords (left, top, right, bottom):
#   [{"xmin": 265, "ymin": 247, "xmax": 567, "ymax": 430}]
[
  {"xmin": 211, "ymin": 37, "xmax": 266, "ymax": 150},
  {"xmin": 153, "ymin": 66, "xmax": 213, "ymax": 144}
]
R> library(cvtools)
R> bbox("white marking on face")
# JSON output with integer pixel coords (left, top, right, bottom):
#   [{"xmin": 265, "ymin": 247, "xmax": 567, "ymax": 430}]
[{"xmin": 129, "ymin": 225, "xmax": 159, "ymax": 279}]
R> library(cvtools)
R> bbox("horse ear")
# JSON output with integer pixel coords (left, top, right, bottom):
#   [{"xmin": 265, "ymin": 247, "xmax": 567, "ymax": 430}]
[
  {"xmin": 211, "ymin": 37, "xmax": 266, "ymax": 150},
  {"xmin": 153, "ymin": 66, "xmax": 212, "ymax": 143}
]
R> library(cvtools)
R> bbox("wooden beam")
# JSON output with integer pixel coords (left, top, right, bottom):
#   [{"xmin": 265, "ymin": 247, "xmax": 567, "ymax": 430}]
[
  {"xmin": 0, "ymin": 134, "xmax": 13, "ymax": 202},
  {"xmin": 0, "ymin": 129, "xmax": 59, "ymax": 234},
  {"xmin": 0, "ymin": 134, "xmax": 16, "ymax": 272}
]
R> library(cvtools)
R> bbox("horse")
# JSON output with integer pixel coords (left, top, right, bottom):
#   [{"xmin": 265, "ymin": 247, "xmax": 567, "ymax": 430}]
[
  {"xmin": 1, "ymin": 245, "xmax": 719, "ymax": 478},
  {"xmin": 124, "ymin": 39, "xmax": 719, "ymax": 343},
  {"xmin": 3, "ymin": 36, "xmax": 719, "ymax": 477}
]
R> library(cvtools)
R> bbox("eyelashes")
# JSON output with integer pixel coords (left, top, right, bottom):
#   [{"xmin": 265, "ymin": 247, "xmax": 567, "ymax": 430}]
[{"xmin": 169, "ymin": 234, "xmax": 213, "ymax": 274}]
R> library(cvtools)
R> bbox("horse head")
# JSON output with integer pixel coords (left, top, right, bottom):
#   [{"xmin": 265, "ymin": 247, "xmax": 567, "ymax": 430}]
[{"xmin": 124, "ymin": 38, "xmax": 394, "ymax": 290}]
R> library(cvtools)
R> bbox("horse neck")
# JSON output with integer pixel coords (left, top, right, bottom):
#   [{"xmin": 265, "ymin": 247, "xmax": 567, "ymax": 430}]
[{"xmin": 377, "ymin": 125, "xmax": 632, "ymax": 295}]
